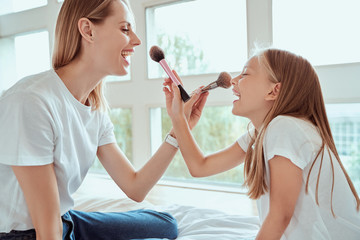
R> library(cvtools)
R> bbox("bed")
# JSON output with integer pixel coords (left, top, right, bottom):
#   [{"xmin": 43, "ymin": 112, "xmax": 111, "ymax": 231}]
[{"xmin": 72, "ymin": 176, "xmax": 260, "ymax": 240}]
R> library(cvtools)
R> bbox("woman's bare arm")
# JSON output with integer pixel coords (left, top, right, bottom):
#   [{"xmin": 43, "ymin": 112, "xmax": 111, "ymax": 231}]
[
  {"xmin": 97, "ymin": 142, "xmax": 177, "ymax": 202},
  {"xmin": 12, "ymin": 164, "xmax": 62, "ymax": 240}
]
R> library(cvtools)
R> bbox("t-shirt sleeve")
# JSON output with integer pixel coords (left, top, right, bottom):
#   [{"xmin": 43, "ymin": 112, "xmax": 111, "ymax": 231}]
[
  {"xmin": 0, "ymin": 93, "xmax": 55, "ymax": 166},
  {"xmin": 264, "ymin": 117, "xmax": 315, "ymax": 169},
  {"xmin": 237, "ymin": 129, "xmax": 255, "ymax": 152},
  {"xmin": 98, "ymin": 112, "xmax": 116, "ymax": 146}
]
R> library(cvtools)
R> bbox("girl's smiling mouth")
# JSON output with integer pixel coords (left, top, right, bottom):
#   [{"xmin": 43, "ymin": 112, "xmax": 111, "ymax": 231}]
[{"xmin": 232, "ymin": 89, "xmax": 241, "ymax": 102}]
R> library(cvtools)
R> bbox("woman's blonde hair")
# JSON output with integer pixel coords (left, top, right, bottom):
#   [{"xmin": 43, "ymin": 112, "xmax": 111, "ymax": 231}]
[
  {"xmin": 243, "ymin": 48, "xmax": 360, "ymax": 215},
  {"xmin": 52, "ymin": 0, "xmax": 131, "ymax": 111}
]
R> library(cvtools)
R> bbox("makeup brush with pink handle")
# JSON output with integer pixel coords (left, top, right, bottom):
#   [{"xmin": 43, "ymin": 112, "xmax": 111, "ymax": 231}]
[{"xmin": 149, "ymin": 45, "xmax": 190, "ymax": 102}]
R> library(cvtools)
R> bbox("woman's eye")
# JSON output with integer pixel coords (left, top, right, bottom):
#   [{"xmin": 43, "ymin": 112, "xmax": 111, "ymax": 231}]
[{"xmin": 122, "ymin": 29, "xmax": 130, "ymax": 34}]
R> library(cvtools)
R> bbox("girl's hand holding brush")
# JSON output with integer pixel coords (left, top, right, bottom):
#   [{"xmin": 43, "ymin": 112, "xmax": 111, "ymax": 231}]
[{"xmin": 163, "ymin": 70, "xmax": 209, "ymax": 130}]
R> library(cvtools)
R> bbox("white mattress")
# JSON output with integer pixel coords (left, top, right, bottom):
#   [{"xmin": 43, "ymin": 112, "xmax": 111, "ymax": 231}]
[{"xmin": 73, "ymin": 192, "xmax": 260, "ymax": 239}]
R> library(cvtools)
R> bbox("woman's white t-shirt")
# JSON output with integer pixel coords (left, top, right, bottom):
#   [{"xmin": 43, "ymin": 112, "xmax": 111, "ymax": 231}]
[
  {"xmin": 237, "ymin": 116, "xmax": 360, "ymax": 240},
  {"xmin": 0, "ymin": 70, "xmax": 116, "ymax": 233}
]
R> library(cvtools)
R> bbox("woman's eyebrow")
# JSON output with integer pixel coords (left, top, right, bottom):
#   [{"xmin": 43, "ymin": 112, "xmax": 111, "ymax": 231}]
[{"xmin": 118, "ymin": 21, "xmax": 131, "ymax": 26}]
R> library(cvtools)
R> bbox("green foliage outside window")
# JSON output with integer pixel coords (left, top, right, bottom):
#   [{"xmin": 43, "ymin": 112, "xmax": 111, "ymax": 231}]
[
  {"xmin": 155, "ymin": 33, "xmax": 210, "ymax": 77},
  {"xmin": 90, "ymin": 108, "xmax": 132, "ymax": 173},
  {"xmin": 160, "ymin": 106, "xmax": 250, "ymax": 186}
]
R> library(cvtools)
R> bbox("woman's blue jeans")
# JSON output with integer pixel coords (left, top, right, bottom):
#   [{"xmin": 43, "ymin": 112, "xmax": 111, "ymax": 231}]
[{"xmin": 0, "ymin": 209, "xmax": 178, "ymax": 240}]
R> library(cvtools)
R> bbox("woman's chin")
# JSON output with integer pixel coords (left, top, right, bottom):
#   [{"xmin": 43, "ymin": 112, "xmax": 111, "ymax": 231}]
[{"xmin": 112, "ymin": 68, "xmax": 129, "ymax": 76}]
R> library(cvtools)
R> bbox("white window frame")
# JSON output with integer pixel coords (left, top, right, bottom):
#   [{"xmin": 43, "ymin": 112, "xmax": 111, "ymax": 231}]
[{"xmin": 1, "ymin": 0, "xmax": 359, "ymax": 181}]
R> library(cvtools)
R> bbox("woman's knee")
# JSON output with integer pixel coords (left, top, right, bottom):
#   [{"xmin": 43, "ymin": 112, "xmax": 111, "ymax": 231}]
[
  {"xmin": 161, "ymin": 212, "xmax": 178, "ymax": 239},
  {"xmin": 144, "ymin": 210, "xmax": 178, "ymax": 239}
]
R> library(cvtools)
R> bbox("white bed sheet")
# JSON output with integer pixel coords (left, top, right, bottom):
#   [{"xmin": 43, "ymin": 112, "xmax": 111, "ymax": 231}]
[{"xmin": 73, "ymin": 192, "xmax": 260, "ymax": 239}]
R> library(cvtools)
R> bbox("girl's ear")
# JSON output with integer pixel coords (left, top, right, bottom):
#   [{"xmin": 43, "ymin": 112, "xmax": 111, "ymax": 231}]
[
  {"xmin": 78, "ymin": 17, "xmax": 94, "ymax": 43},
  {"xmin": 265, "ymin": 83, "xmax": 281, "ymax": 101}
]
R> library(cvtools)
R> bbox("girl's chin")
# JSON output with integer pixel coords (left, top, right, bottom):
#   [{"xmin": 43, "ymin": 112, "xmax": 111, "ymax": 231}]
[
  {"xmin": 231, "ymin": 107, "xmax": 240, "ymax": 116},
  {"xmin": 232, "ymin": 106, "xmax": 245, "ymax": 117}
]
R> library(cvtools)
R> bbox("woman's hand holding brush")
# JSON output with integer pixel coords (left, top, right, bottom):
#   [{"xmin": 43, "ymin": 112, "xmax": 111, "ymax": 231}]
[
  {"xmin": 150, "ymin": 45, "xmax": 191, "ymax": 102},
  {"xmin": 163, "ymin": 70, "xmax": 209, "ymax": 131}
]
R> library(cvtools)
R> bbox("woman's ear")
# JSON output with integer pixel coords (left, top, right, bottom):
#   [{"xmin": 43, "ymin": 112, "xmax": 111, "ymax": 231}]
[
  {"xmin": 78, "ymin": 17, "xmax": 94, "ymax": 43},
  {"xmin": 266, "ymin": 83, "xmax": 281, "ymax": 101}
]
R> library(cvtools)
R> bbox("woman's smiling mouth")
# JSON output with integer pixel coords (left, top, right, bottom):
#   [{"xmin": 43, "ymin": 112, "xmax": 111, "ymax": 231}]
[{"xmin": 121, "ymin": 50, "xmax": 134, "ymax": 65}]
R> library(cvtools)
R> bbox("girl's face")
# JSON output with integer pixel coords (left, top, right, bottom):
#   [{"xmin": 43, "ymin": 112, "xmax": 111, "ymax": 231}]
[
  {"xmin": 231, "ymin": 56, "xmax": 276, "ymax": 124},
  {"xmin": 91, "ymin": 0, "xmax": 141, "ymax": 76}
]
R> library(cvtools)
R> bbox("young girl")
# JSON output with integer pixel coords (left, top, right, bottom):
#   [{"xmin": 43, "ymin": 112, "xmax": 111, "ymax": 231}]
[
  {"xmin": 0, "ymin": 0, "xmax": 207, "ymax": 239},
  {"xmin": 163, "ymin": 48, "xmax": 360, "ymax": 239}
]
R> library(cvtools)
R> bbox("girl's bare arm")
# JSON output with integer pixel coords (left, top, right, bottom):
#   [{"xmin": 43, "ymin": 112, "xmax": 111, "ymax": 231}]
[{"xmin": 256, "ymin": 155, "xmax": 302, "ymax": 240}]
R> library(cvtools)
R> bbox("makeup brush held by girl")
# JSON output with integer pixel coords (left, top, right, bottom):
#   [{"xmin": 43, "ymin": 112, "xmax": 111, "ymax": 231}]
[{"xmin": 201, "ymin": 71, "xmax": 232, "ymax": 93}]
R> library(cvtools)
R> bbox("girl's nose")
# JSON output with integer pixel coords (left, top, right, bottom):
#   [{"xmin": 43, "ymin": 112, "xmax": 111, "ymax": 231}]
[{"xmin": 231, "ymin": 77, "xmax": 237, "ymax": 86}]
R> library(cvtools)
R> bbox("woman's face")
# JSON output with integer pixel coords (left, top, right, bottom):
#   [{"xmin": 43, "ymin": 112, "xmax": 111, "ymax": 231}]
[
  {"xmin": 92, "ymin": 0, "xmax": 141, "ymax": 76},
  {"xmin": 231, "ymin": 56, "xmax": 276, "ymax": 121}
]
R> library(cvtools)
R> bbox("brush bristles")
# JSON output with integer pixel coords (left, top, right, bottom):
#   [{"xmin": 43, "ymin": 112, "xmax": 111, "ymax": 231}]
[
  {"xmin": 149, "ymin": 45, "xmax": 165, "ymax": 62},
  {"xmin": 216, "ymin": 72, "xmax": 232, "ymax": 88}
]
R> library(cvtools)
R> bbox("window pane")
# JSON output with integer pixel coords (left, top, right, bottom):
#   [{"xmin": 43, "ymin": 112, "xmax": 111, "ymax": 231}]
[
  {"xmin": 0, "ymin": 0, "xmax": 47, "ymax": 15},
  {"xmin": 104, "ymin": 73, "xmax": 130, "ymax": 82},
  {"xmin": 91, "ymin": 108, "xmax": 133, "ymax": 173},
  {"xmin": 0, "ymin": 30, "xmax": 50, "ymax": 91},
  {"xmin": 327, "ymin": 103, "xmax": 360, "ymax": 193},
  {"xmin": 273, "ymin": 0, "xmax": 360, "ymax": 66},
  {"xmin": 150, "ymin": 106, "xmax": 250, "ymax": 187},
  {"xmin": 146, "ymin": 0, "xmax": 247, "ymax": 78}
]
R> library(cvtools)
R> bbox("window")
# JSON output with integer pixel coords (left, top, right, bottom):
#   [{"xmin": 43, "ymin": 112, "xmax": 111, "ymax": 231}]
[
  {"xmin": 0, "ymin": 30, "xmax": 50, "ymax": 91},
  {"xmin": 146, "ymin": 0, "xmax": 247, "ymax": 78},
  {"xmin": 273, "ymin": 0, "xmax": 360, "ymax": 66},
  {"xmin": 327, "ymin": 103, "xmax": 360, "ymax": 192},
  {"xmin": 146, "ymin": 0, "xmax": 248, "ymax": 189},
  {"xmin": 104, "ymin": 73, "xmax": 130, "ymax": 82},
  {"xmin": 90, "ymin": 108, "xmax": 133, "ymax": 173},
  {"xmin": 150, "ymin": 106, "xmax": 250, "ymax": 187},
  {"xmin": 1, "ymin": 0, "xmax": 358, "ymax": 194},
  {"xmin": 0, "ymin": 0, "xmax": 47, "ymax": 16}
]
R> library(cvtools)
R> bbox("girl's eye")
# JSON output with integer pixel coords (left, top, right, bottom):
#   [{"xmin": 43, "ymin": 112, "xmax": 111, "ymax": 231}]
[{"xmin": 122, "ymin": 29, "xmax": 130, "ymax": 34}]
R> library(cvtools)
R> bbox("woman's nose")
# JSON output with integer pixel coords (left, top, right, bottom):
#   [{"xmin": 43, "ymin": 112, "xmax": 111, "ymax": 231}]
[{"xmin": 131, "ymin": 32, "xmax": 141, "ymax": 46}]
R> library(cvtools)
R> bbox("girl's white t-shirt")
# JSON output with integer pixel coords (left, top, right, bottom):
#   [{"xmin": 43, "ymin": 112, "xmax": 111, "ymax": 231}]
[
  {"xmin": 0, "ymin": 70, "xmax": 116, "ymax": 233},
  {"xmin": 237, "ymin": 116, "xmax": 360, "ymax": 240}
]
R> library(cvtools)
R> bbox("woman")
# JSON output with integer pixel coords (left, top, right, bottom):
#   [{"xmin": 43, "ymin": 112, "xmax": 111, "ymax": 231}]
[
  {"xmin": 0, "ymin": 0, "xmax": 208, "ymax": 239},
  {"xmin": 163, "ymin": 48, "xmax": 360, "ymax": 239}
]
